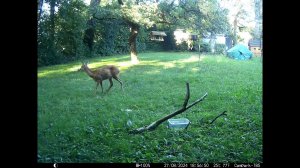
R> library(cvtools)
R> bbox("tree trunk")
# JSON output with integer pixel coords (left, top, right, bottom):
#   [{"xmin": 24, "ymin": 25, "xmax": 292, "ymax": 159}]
[
  {"xmin": 233, "ymin": 18, "xmax": 237, "ymax": 46},
  {"xmin": 209, "ymin": 33, "xmax": 215, "ymax": 53},
  {"xmin": 83, "ymin": 19, "xmax": 96, "ymax": 51},
  {"xmin": 48, "ymin": 0, "xmax": 56, "ymax": 60},
  {"xmin": 129, "ymin": 23, "xmax": 139, "ymax": 64},
  {"xmin": 83, "ymin": 0, "xmax": 101, "ymax": 52},
  {"xmin": 50, "ymin": 0, "xmax": 55, "ymax": 43},
  {"xmin": 254, "ymin": 0, "xmax": 262, "ymax": 38}
]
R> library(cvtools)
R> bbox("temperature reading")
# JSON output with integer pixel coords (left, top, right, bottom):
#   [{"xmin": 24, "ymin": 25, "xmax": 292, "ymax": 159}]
[{"xmin": 222, "ymin": 163, "xmax": 230, "ymax": 167}]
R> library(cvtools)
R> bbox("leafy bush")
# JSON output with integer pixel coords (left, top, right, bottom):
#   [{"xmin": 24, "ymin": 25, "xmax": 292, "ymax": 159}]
[
  {"xmin": 200, "ymin": 42, "xmax": 210, "ymax": 53},
  {"xmin": 215, "ymin": 44, "xmax": 226, "ymax": 54},
  {"xmin": 175, "ymin": 41, "xmax": 188, "ymax": 51},
  {"xmin": 38, "ymin": 0, "xmax": 88, "ymax": 66}
]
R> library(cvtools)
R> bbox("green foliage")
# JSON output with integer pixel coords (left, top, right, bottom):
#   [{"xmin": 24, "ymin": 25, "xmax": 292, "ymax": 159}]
[
  {"xmin": 94, "ymin": 20, "xmax": 128, "ymax": 56},
  {"xmin": 56, "ymin": 0, "xmax": 88, "ymax": 60},
  {"xmin": 92, "ymin": 20, "xmax": 147, "ymax": 56},
  {"xmin": 136, "ymin": 26, "xmax": 148, "ymax": 52},
  {"xmin": 38, "ymin": 15, "xmax": 61, "ymax": 66},
  {"xmin": 38, "ymin": 0, "xmax": 89, "ymax": 66},
  {"xmin": 38, "ymin": 52, "xmax": 262, "ymax": 163},
  {"xmin": 200, "ymin": 42, "xmax": 211, "ymax": 53},
  {"xmin": 162, "ymin": 31, "xmax": 177, "ymax": 51},
  {"xmin": 175, "ymin": 41, "xmax": 189, "ymax": 51},
  {"xmin": 199, "ymin": 0, "xmax": 230, "ymax": 35},
  {"xmin": 215, "ymin": 44, "xmax": 226, "ymax": 54},
  {"xmin": 146, "ymin": 41, "xmax": 165, "ymax": 51},
  {"xmin": 38, "ymin": 0, "xmax": 232, "ymax": 66}
]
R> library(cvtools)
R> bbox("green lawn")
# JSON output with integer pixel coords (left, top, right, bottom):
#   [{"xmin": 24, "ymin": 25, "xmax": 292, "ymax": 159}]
[{"xmin": 38, "ymin": 52, "xmax": 262, "ymax": 163}]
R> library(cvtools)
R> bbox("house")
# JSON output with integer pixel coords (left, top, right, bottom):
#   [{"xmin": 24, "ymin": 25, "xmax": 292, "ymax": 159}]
[
  {"xmin": 202, "ymin": 33, "xmax": 227, "ymax": 52},
  {"xmin": 248, "ymin": 39, "xmax": 262, "ymax": 55},
  {"xmin": 150, "ymin": 31, "xmax": 167, "ymax": 41},
  {"xmin": 225, "ymin": 36, "xmax": 233, "ymax": 50}
]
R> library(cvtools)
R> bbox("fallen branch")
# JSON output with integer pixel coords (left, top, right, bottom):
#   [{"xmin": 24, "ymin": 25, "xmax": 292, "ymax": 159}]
[
  {"xmin": 209, "ymin": 111, "xmax": 227, "ymax": 124},
  {"xmin": 129, "ymin": 83, "xmax": 208, "ymax": 134}
]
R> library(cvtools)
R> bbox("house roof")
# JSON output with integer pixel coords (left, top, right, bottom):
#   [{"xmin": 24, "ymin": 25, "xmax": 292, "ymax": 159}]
[
  {"xmin": 150, "ymin": 31, "xmax": 167, "ymax": 36},
  {"xmin": 248, "ymin": 39, "xmax": 262, "ymax": 47}
]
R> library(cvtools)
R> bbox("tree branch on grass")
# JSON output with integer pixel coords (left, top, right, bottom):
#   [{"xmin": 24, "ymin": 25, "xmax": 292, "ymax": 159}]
[
  {"xmin": 209, "ymin": 111, "xmax": 227, "ymax": 124},
  {"xmin": 129, "ymin": 82, "xmax": 208, "ymax": 134}
]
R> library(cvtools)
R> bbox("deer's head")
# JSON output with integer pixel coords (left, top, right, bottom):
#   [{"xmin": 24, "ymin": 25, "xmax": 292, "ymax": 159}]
[{"xmin": 78, "ymin": 61, "xmax": 89, "ymax": 72}]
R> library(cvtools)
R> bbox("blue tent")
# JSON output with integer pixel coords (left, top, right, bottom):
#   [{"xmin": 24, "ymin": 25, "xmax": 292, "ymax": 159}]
[{"xmin": 226, "ymin": 44, "xmax": 253, "ymax": 60}]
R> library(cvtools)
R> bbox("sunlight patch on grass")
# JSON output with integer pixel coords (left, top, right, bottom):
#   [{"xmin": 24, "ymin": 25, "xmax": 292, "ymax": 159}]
[
  {"xmin": 216, "ymin": 56, "xmax": 227, "ymax": 63},
  {"xmin": 161, "ymin": 62, "xmax": 176, "ymax": 69},
  {"xmin": 191, "ymin": 67, "xmax": 200, "ymax": 72},
  {"xmin": 69, "ymin": 66, "xmax": 82, "ymax": 72},
  {"xmin": 180, "ymin": 55, "xmax": 201, "ymax": 63},
  {"xmin": 138, "ymin": 60, "xmax": 176, "ymax": 69},
  {"xmin": 38, "ymin": 65, "xmax": 81, "ymax": 78},
  {"xmin": 144, "ymin": 69, "xmax": 161, "ymax": 74},
  {"xmin": 117, "ymin": 61, "xmax": 136, "ymax": 71},
  {"xmin": 140, "ymin": 60, "xmax": 159, "ymax": 65}
]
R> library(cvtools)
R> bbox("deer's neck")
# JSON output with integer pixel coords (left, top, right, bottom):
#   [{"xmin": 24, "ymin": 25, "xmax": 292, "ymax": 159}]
[{"xmin": 83, "ymin": 66, "xmax": 95, "ymax": 78}]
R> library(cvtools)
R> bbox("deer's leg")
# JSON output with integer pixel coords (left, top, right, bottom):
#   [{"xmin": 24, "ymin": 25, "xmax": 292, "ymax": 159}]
[
  {"xmin": 113, "ymin": 76, "xmax": 123, "ymax": 91},
  {"xmin": 95, "ymin": 82, "xmax": 100, "ymax": 94},
  {"xmin": 99, "ymin": 81, "xmax": 103, "ymax": 93},
  {"xmin": 106, "ymin": 78, "xmax": 113, "ymax": 93}
]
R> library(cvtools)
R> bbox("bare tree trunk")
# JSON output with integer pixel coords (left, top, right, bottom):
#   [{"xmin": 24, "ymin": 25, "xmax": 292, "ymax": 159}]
[
  {"xmin": 50, "ymin": 0, "xmax": 55, "ymax": 42},
  {"xmin": 254, "ymin": 0, "xmax": 262, "ymax": 39},
  {"xmin": 48, "ymin": 0, "xmax": 56, "ymax": 60},
  {"xmin": 233, "ymin": 18, "xmax": 237, "ymax": 46},
  {"xmin": 209, "ymin": 33, "xmax": 215, "ymax": 53},
  {"xmin": 129, "ymin": 23, "xmax": 139, "ymax": 64}
]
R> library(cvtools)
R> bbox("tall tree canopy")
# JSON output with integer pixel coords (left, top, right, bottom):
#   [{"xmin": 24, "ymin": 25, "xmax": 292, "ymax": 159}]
[{"xmin": 38, "ymin": 0, "xmax": 230, "ymax": 66}]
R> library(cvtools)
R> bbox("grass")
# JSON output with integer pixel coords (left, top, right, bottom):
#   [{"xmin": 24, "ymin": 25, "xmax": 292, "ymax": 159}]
[{"xmin": 38, "ymin": 52, "xmax": 262, "ymax": 163}]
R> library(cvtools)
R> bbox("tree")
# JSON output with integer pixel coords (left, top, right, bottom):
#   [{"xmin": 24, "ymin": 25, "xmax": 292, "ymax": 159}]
[
  {"xmin": 128, "ymin": 22, "xmax": 140, "ymax": 64},
  {"xmin": 220, "ymin": 0, "xmax": 253, "ymax": 45},
  {"xmin": 83, "ymin": 0, "xmax": 101, "ymax": 53},
  {"xmin": 233, "ymin": 7, "xmax": 248, "ymax": 45},
  {"xmin": 48, "ymin": 0, "xmax": 57, "ymax": 62},
  {"xmin": 118, "ymin": 0, "xmax": 158, "ymax": 64},
  {"xmin": 37, "ymin": 0, "xmax": 232, "ymax": 66},
  {"xmin": 38, "ymin": 0, "xmax": 89, "ymax": 66},
  {"xmin": 253, "ymin": 0, "xmax": 262, "ymax": 38},
  {"xmin": 156, "ymin": 0, "xmax": 229, "ymax": 52},
  {"xmin": 56, "ymin": 0, "xmax": 88, "ymax": 59}
]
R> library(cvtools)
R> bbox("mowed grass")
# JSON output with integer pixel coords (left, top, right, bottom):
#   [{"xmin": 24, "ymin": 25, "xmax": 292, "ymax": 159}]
[{"xmin": 38, "ymin": 52, "xmax": 262, "ymax": 163}]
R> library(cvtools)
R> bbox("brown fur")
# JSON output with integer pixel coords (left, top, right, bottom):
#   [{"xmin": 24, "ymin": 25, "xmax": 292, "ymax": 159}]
[{"xmin": 80, "ymin": 63, "xmax": 123, "ymax": 94}]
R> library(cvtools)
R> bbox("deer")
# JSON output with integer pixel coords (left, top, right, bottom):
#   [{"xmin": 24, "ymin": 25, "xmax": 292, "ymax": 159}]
[{"xmin": 79, "ymin": 61, "xmax": 123, "ymax": 94}]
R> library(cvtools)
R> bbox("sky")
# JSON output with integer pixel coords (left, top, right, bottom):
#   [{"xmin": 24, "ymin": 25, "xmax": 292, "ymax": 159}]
[
  {"xmin": 84, "ymin": 0, "xmax": 91, "ymax": 5},
  {"xmin": 219, "ymin": 0, "xmax": 256, "ymax": 28}
]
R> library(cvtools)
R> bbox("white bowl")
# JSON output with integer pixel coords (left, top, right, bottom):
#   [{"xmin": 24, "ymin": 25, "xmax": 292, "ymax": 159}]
[{"xmin": 167, "ymin": 118, "xmax": 190, "ymax": 129}]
